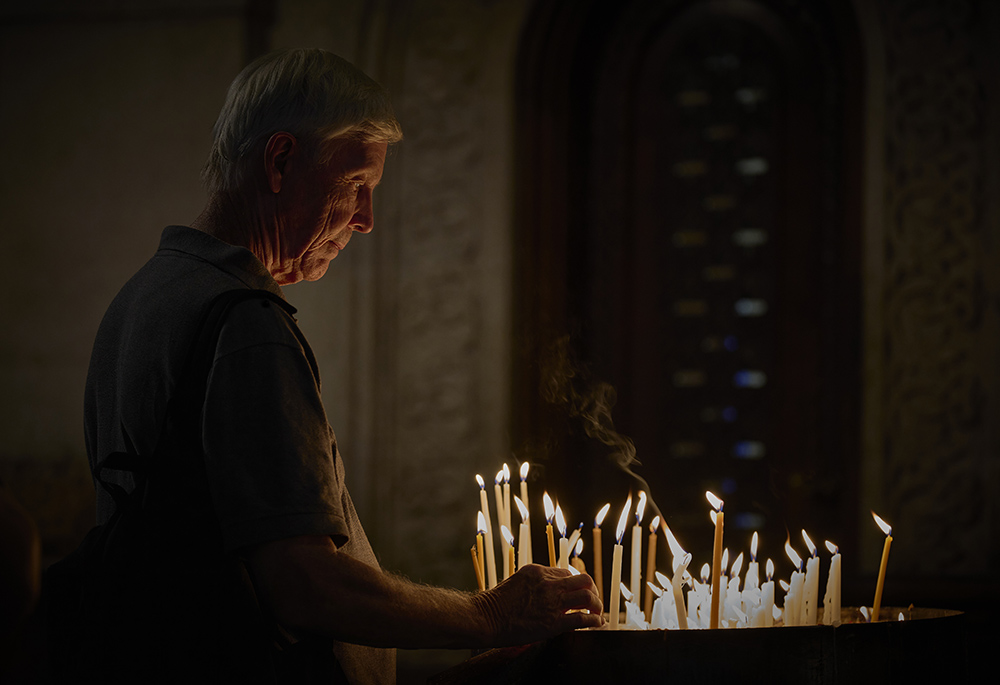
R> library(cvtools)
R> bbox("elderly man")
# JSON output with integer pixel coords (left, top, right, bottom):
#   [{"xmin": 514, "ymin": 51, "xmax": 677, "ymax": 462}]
[{"xmin": 81, "ymin": 49, "xmax": 601, "ymax": 683}]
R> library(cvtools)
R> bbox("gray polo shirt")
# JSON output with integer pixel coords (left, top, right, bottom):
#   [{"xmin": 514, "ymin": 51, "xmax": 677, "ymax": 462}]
[{"xmin": 84, "ymin": 225, "xmax": 394, "ymax": 684}]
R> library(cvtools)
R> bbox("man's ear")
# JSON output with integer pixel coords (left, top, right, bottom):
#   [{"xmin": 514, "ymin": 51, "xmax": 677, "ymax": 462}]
[{"xmin": 264, "ymin": 131, "xmax": 297, "ymax": 193}]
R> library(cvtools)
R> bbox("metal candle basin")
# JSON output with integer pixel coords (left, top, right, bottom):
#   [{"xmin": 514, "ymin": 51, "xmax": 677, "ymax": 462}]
[{"xmin": 431, "ymin": 608, "xmax": 966, "ymax": 684}]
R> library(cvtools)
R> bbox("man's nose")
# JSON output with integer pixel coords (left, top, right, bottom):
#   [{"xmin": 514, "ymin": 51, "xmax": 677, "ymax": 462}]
[{"xmin": 352, "ymin": 187, "xmax": 375, "ymax": 233}]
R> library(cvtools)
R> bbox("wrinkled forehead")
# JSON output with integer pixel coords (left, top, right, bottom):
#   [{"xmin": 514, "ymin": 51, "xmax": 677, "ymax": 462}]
[{"xmin": 322, "ymin": 138, "xmax": 388, "ymax": 179}]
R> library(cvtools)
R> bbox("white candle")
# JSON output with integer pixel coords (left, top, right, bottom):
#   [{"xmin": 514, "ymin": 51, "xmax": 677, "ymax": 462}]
[
  {"xmin": 519, "ymin": 462, "xmax": 532, "ymax": 564},
  {"xmin": 671, "ymin": 552, "xmax": 691, "ymax": 629},
  {"xmin": 502, "ymin": 463, "xmax": 511, "ymax": 533},
  {"xmin": 555, "ymin": 504, "xmax": 569, "ymax": 570},
  {"xmin": 500, "ymin": 525, "xmax": 515, "ymax": 580},
  {"xmin": 746, "ymin": 531, "xmax": 760, "ymax": 593},
  {"xmin": 784, "ymin": 540, "xmax": 804, "ymax": 626},
  {"xmin": 476, "ymin": 475, "xmax": 498, "ymax": 589},
  {"xmin": 630, "ymin": 491, "xmax": 647, "ymax": 602},
  {"xmin": 762, "ymin": 559, "xmax": 775, "ymax": 627},
  {"xmin": 802, "ymin": 530, "xmax": 820, "ymax": 625},
  {"xmin": 706, "ymin": 491, "xmax": 724, "ymax": 629},
  {"xmin": 593, "ymin": 503, "xmax": 610, "ymax": 606},
  {"xmin": 644, "ymin": 515, "xmax": 659, "ymax": 621},
  {"xmin": 822, "ymin": 540, "xmax": 842, "ymax": 626},
  {"xmin": 514, "ymin": 496, "xmax": 530, "ymax": 571},
  {"xmin": 609, "ymin": 496, "xmax": 631, "ymax": 630}
]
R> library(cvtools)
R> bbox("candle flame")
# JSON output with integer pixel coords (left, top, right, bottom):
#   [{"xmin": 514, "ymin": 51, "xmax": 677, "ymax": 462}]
[
  {"xmin": 574, "ymin": 538, "xmax": 583, "ymax": 556},
  {"xmin": 772, "ymin": 605, "xmax": 782, "ymax": 621},
  {"xmin": 872, "ymin": 510, "xmax": 892, "ymax": 537},
  {"xmin": 514, "ymin": 495, "xmax": 528, "ymax": 522},
  {"xmin": 495, "ymin": 470, "xmax": 503, "ymax": 485},
  {"xmin": 710, "ymin": 510, "xmax": 717, "ymax": 526},
  {"xmin": 721, "ymin": 548, "xmax": 729, "ymax": 573},
  {"xmin": 655, "ymin": 570, "xmax": 670, "ymax": 588},
  {"xmin": 502, "ymin": 463, "xmax": 510, "ymax": 483},
  {"xmin": 785, "ymin": 540, "xmax": 803, "ymax": 570},
  {"xmin": 860, "ymin": 606, "xmax": 870, "ymax": 622},
  {"xmin": 779, "ymin": 579, "xmax": 790, "ymax": 592},
  {"xmin": 765, "ymin": 558, "xmax": 774, "ymax": 581},
  {"xmin": 475, "ymin": 474, "xmax": 485, "ymax": 488},
  {"xmin": 706, "ymin": 490, "xmax": 723, "ymax": 512},
  {"xmin": 520, "ymin": 461, "xmax": 529, "ymax": 480},
  {"xmin": 802, "ymin": 529, "xmax": 817, "ymax": 557},
  {"xmin": 700, "ymin": 563, "xmax": 710, "ymax": 584},
  {"xmin": 477, "ymin": 511, "xmax": 486, "ymax": 534},
  {"xmin": 731, "ymin": 552, "xmax": 744, "ymax": 579},
  {"xmin": 615, "ymin": 496, "xmax": 632, "ymax": 544},
  {"xmin": 649, "ymin": 515, "xmax": 660, "ymax": 534},
  {"xmin": 825, "ymin": 540, "xmax": 838, "ymax": 555},
  {"xmin": 595, "ymin": 503, "xmax": 611, "ymax": 528},
  {"xmin": 555, "ymin": 504, "xmax": 567, "ymax": 537},
  {"xmin": 648, "ymin": 581, "xmax": 663, "ymax": 598},
  {"xmin": 500, "ymin": 525, "xmax": 514, "ymax": 546},
  {"xmin": 568, "ymin": 564, "xmax": 580, "ymax": 576},
  {"xmin": 663, "ymin": 523, "xmax": 686, "ymax": 560},
  {"xmin": 751, "ymin": 531, "xmax": 759, "ymax": 560},
  {"xmin": 635, "ymin": 491, "xmax": 647, "ymax": 524},
  {"xmin": 543, "ymin": 492, "xmax": 554, "ymax": 521},
  {"xmin": 620, "ymin": 583, "xmax": 633, "ymax": 602},
  {"xmin": 898, "ymin": 612, "xmax": 904, "ymax": 621}
]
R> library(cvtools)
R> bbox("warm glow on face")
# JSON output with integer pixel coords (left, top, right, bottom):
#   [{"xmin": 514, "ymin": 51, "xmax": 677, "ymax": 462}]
[
  {"xmin": 520, "ymin": 462, "xmax": 529, "ymax": 480},
  {"xmin": 500, "ymin": 525, "xmax": 514, "ymax": 546},
  {"xmin": 872, "ymin": 511, "xmax": 892, "ymax": 536},
  {"xmin": 825, "ymin": 540, "xmax": 838, "ymax": 555},
  {"xmin": 785, "ymin": 540, "xmax": 803, "ymax": 570},
  {"xmin": 650, "ymin": 515, "xmax": 660, "ymax": 534},
  {"xmin": 476, "ymin": 474, "xmax": 485, "ymax": 488},
  {"xmin": 595, "ymin": 503, "xmax": 611, "ymax": 528},
  {"xmin": 543, "ymin": 492, "xmax": 554, "ymax": 522},
  {"xmin": 802, "ymin": 529, "xmax": 817, "ymax": 557},
  {"xmin": 514, "ymin": 495, "xmax": 528, "ymax": 522},
  {"xmin": 766, "ymin": 558, "xmax": 774, "ymax": 581},
  {"xmin": 751, "ymin": 531, "xmax": 759, "ymax": 561},
  {"xmin": 615, "ymin": 496, "xmax": 632, "ymax": 544},
  {"xmin": 636, "ymin": 491, "xmax": 647, "ymax": 524},
  {"xmin": 502, "ymin": 463, "xmax": 510, "ymax": 483},
  {"xmin": 477, "ymin": 511, "xmax": 487, "ymax": 534},
  {"xmin": 555, "ymin": 505, "xmax": 567, "ymax": 537},
  {"xmin": 706, "ymin": 490, "xmax": 723, "ymax": 512}
]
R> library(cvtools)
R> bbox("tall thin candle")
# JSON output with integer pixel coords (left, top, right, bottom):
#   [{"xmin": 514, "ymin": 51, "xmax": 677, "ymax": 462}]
[
  {"xmin": 501, "ymin": 525, "xmax": 515, "ymax": 580},
  {"xmin": 471, "ymin": 545, "xmax": 484, "ymax": 591},
  {"xmin": 555, "ymin": 504, "xmax": 569, "ymax": 570},
  {"xmin": 802, "ymin": 530, "xmax": 820, "ymax": 625},
  {"xmin": 494, "ymin": 471, "xmax": 508, "ymax": 580},
  {"xmin": 543, "ymin": 492, "xmax": 556, "ymax": 567},
  {"xmin": 644, "ymin": 515, "xmax": 659, "ymax": 621},
  {"xmin": 519, "ymin": 462, "xmax": 532, "ymax": 564},
  {"xmin": 630, "ymin": 491, "xmax": 647, "ymax": 602},
  {"xmin": 610, "ymin": 496, "xmax": 631, "ymax": 630},
  {"xmin": 476, "ymin": 511, "xmax": 487, "ymax": 590},
  {"xmin": 707, "ymin": 491, "xmax": 724, "ymax": 629},
  {"xmin": 871, "ymin": 511, "xmax": 893, "ymax": 621},
  {"xmin": 502, "ymin": 464, "xmax": 512, "ymax": 533},
  {"xmin": 476, "ymin": 475, "xmax": 498, "ymax": 588},
  {"xmin": 593, "ymin": 503, "xmax": 610, "ymax": 605},
  {"xmin": 514, "ymin": 496, "xmax": 530, "ymax": 571},
  {"xmin": 823, "ymin": 540, "xmax": 842, "ymax": 626}
]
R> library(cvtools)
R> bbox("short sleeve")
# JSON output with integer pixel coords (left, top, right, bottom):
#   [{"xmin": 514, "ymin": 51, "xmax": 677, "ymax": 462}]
[{"xmin": 201, "ymin": 297, "xmax": 348, "ymax": 552}]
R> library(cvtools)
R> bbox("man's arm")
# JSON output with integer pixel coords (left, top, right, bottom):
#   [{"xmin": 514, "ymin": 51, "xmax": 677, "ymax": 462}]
[{"xmin": 245, "ymin": 534, "xmax": 603, "ymax": 649}]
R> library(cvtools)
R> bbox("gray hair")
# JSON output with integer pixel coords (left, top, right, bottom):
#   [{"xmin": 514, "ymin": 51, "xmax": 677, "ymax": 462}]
[{"xmin": 203, "ymin": 48, "xmax": 403, "ymax": 195}]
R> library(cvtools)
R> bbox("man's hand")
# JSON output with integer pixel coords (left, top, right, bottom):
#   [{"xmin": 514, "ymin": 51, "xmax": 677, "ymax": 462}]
[{"xmin": 472, "ymin": 564, "xmax": 604, "ymax": 646}]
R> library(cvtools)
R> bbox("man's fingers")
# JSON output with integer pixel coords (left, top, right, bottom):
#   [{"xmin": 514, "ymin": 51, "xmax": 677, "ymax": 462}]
[
  {"xmin": 561, "ymin": 587, "xmax": 602, "ymax": 613},
  {"xmin": 557, "ymin": 610, "xmax": 604, "ymax": 632}
]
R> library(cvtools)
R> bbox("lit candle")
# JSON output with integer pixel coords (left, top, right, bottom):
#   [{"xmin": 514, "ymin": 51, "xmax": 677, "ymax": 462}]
[
  {"xmin": 593, "ymin": 503, "xmax": 610, "ymax": 605},
  {"xmin": 706, "ymin": 491, "xmax": 724, "ymax": 629},
  {"xmin": 514, "ymin": 496, "xmax": 530, "ymax": 571},
  {"xmin": 476, "ymin": 475, "xmax": 498, "ymax": 589},
  {"xmin": 630, "ymin": 491, "xmax": 647, "ymax": 602},
  {"xmin": 671, "ymin": 551, "xmax": 691, "ymax": 629},
  {"xmin": 571, "ymin": 538, "xmax": 586, "ymax": 574},
  {"xmin": 802, "ymin": 530, "xmax": 820, "ymax": 625},
  {"xmin": 543, "ymin": 492, "xmax": 556, "ymax": 567},
  {"xmin": 762, "ymin": 559, "xmax": 775, "ymax": 627},
  {"xmin": 555, "ymin": 504, "xmax": 569, "ymax": 570},
  {"xmin": 784, "ymin": 540, "xmax": 804, "ymax": 626},
  {"xmin": 822, "ymin": 540, "xmax": 842, "ymax": 626},
  {"xmin": 610, "ymin": 496, "xmax": 631, "ymax": 630},
  {"xmin": 471, "ymin": 545, "xmax": 485, "ymax": 591},
  {"xmin": 567, "ymin": 522, "xmax": 583, "ymax": 556},
  {"xmin": 476, "ymin": 511, "xmax": 487, "ymax": 589},
  {"xmin": 494, "ymin": 471, "xmax": 509, "ymax": 580},
  {"xmin": 519, "ymin": 462, "xmax": 532, "ymax": 564},
  {"xmin": 501, "ymin": 525, "xmax": 515, "ymax": 580},
  {"xmin": 502, "ymin": 463, "xmax": 512, "ymax": 533},
  {"xmin": 871, "ymin": 511, "xmax": 893, "ymax": 622},
  {"xmin": 726, "ymin": 552, "xmax": 744, "ymax": 626},
  {"xmin": 644, "ymin": 514, "xmax": 659, "ymax": 622},
  {"xmin": 746, "ymin": 531, "xmax": 760, "ymax": 594}
]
